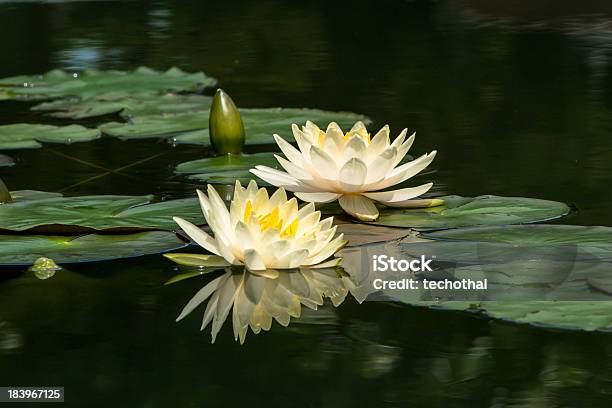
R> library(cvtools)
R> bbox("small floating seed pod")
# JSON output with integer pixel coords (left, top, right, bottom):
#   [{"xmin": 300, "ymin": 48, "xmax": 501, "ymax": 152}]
[
  {"xmin": 0, "ymin": 177, "xmax": 12, "ymax": 203},
  {"xmin": 209, "ymin": 89, "xmax": 245, "ymax": 155}
]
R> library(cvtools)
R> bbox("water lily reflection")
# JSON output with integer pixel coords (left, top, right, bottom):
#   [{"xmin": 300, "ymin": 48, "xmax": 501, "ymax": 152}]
[{"xmin": 175, "ymin": 266, "xmax": 370, "ymax": 344}]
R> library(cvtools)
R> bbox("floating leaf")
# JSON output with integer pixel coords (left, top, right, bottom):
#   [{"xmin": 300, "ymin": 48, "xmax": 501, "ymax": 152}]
[
  {"xmin": 0, "ymin": 192, "xmax": 203, "ymax": 232},
  {"xmin": 0, "ymin": 232, "xmax": 188, "ymax": 266},
  {"xmin": 175, "ymin": 152, "xmax": 278, "ymax": 184},
  {"xmin": 0, "ymin": 154, "xmax": 14, "ymax": 167},
  {"xmin": 99, "ymin": 107, "xmax": 370, "ymax": 143},
  {"xmin": 0, "ymin": 66, "xmax": 215, "ymax": 101},
  {"xmin": 9, "ymin": 190, "xmax": 63, "ymax": 202},
  {"xmin": 425, "ymin": 224, "xmax": 612, "ymax": 249},
  {"xmin": 370, "ymin": 195, "xmax": 570, "ymax": 230},
  {"xmin": 163, "ymin": 253, "xmax": 230, "ymax": 267},
  {"xmin": 340, "ymin": 228, "xmax": 612, "ymax": 331},
  {"xmin": 336, "ymin": 223, "xmax": 416, "ymax": 247},
  {"xmin": 31, "ymin": 93, "xmax": 213, "ymax": 119},
  {"xmin": 0, "ymin": 123, "xmax": 100, "ymax": 150}
]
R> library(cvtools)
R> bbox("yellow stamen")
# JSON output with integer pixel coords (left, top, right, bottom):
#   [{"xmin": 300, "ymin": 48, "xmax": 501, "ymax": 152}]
[
  {"xmin": 243, "ymin": 200, "xmax": 253, "ymax": 223},
  {"xmin": 259, "ymin": 207, "xmax": 281, "ymax": 231},
  {"xmin": 280, "ymin": 218, "xmax": 299, "ymax": 238}
]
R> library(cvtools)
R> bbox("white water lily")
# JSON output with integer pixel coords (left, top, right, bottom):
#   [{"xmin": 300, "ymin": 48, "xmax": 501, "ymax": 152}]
[
  {"xmin": 250, "ymin": 121, "xmax": 442, "ymax": 221},
  {"xmin": 170, "ymin": 180, "xmax": 347, "ymax": 271}
]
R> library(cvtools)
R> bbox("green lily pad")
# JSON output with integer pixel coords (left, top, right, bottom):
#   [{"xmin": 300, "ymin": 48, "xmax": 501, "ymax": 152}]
[
  {"xmin": 0, "ymin": 123, "xmax": 100, "ymax": 150},
  {"xmin": 0, "ymin": 154, "xmax": 14, "ymax": 167},
  {"xmin": 99, "ymin": 107, "xmax": 370, "ymax": 143},
  {"xmin": 1, "ymin": 192, "xmax": 203, "ymax": 232},
  {"xmin": 340, "ymin": 228, "xmax": 612, "ymax": 331},
  {"xmin": 0, "ymin": 231, "xmax": 188, "ymax": 266},
  {"xmin": 175, "ymin": 152, "xmax": 279, "ymax": 185},
  {"xmin": 31, "ymin": 93, "xmax": 213, "ymax": 119},
  {"xmin": 370, "ymin": 195, "xmax": 570, "ymax": 230},
  {"xmin": 0, "ymin": 66, "xmax": 215, "ymax": 101}
]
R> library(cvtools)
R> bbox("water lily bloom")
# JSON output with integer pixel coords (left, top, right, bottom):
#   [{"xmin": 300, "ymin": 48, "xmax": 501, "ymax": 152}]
[
  {"xmin": 170, "ymin": 180, "xmax": 347, "ymax": 271},
  {"xmin": 250, "ymin": 121, "xmax": 442, "ymax": 221}
]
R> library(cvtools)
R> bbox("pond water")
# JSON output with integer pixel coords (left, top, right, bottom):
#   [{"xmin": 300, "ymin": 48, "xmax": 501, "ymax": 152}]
[{"xmin": 1, "ymin": 0, "xmax": 612, "ymax": 406}]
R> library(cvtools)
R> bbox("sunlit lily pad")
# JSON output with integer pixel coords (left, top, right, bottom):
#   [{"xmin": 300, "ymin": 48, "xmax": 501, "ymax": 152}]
[
  {"xmin": 336, "ymin": 223, "xmax": 416, "ymax": 247},
  {"xmin": 370, "ymin": 195, "xmax": 570, "ymax": 230},
  {"xmin": 32, "ymin": 93, "xmax": 213, "ymax": 119},
  {"xmin": 0, "ymin": 123, "xmax": 100, "ymax": 150},
  {"xmin": 0, "ymin": 231, "xmax": 188, "ymax": 266},
  {"xmin": 1, "ymin": 192, "xmax": 202, "ymax": 232},
  {"xmin": 175, "ymin": 152, "xmax": 279, "ymax": 184},
  {"xmin": 0, "ymin": 66, "xmax": 215, "ymax": 101},
  {"xmin": 0, "ymin": 154, "xmax": 14, "ymax": 167},
  {"xmin": 99, "ymin": 108, "xmax": 370, "ymax": 143}
]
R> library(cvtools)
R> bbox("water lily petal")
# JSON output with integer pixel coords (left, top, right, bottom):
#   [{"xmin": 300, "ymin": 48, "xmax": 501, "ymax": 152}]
[
  {"xmin": 274, "ymin": 154, "xmax": 313, "ymax": 180},
  {"xmin": 367, "ymin": 151, "xmax": 436, "ymax": 191},
  {"xmin": 173, "ymin": 216, "xmax": 221, "ymax": 256},
  {"xmin": 339, "ymin": 157, "xmax": 367, "ymax": 192},
  {"xmin": 309, "ymin": 145, "xmax": 338, "ymax": 179},
  {"xmin": 363, "ymin": 182, "xmax": 433, "ymax": 204},
  {"xmin": 364, "ymin": 147, "xmax": 397, "ymax": 185},
  {"xmin": 244, "ymin": 249, "xmax": 266, "ymax": 270},
  {"xmin": 309, "ymin": 257, "xmax": 342, "ymax": 268},
  {"xmin": 338, "ymin": 195, "xmax": 379, "ymax": 221},
  {"xmin": 294, "ymin": 191, "xmax": 341, "ymax": 203}
]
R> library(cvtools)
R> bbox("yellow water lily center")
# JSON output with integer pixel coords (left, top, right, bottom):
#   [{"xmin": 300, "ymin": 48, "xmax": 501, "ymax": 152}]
[
  {"xmin": 167, "ymin": 181, "xmax": 347, "ymax": 271},
  {"xmin": 250, "ymin": 121, "xmax": 444, "ymax": 221}
]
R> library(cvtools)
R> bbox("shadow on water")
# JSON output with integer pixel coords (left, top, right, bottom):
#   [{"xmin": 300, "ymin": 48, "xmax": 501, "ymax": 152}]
[{"xmin": 1, "ymin": 0, "xmax": 612, "ymax": 406}]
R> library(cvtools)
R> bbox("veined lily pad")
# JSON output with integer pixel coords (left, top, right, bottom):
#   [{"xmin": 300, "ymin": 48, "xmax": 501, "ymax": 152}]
[
  {"xmin": 175, "ymin": 152, "xmax": 279, "ymax": 184},
  {"xmin": 0, "ymin": 123, "xmax": 100, "ymax": 150},
  {"xmin": 99, "ymin": 107, "xmax": 370, "ymax": 143},
  {"xmin": 370, "ymin": 195, "xmax": 570, "ymax": 230},
  {"xmin": 1, "ymin": 192, "xmax": 203, "ymax": 232},
  {"xmin": 0, "ymin": 66, "xmax": 215, "ymax": 101},
  {"xmin": 0, "ymin": 154, "xmax": 14, "ymax": 167},
  {"xmin": 31, "ymin": 93, "xmax": 213, "ymax": 119},
  {"xmin": 0, "ymin": 231, "xmax": 188, "ymax": 266}
]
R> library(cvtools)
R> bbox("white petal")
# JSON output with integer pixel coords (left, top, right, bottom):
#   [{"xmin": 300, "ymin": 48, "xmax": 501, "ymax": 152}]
[
  {"xmin": 350, "ymin": 121, "xmax": 367, "ymax": 133},
  {"xmin": 338, "ymin": 195, "xmax": 379, "ymax": 221},
  {"xmin": 392, "ymin": 132, "xmax": 415, "ymax": 167},
  {"xmin": 364, "ymin": 147, "xmax": 397, "ymax": 185},
  {"xmin": 173, "ymin": 217, "xmax": 221, "ymax": 256},
  {"xmin": 367, "ymin": 125, "xmax": 390, "ymax": 160},
  {"xmin": 343, "ymin": 136, "xmax": 367, "ymax": 162},
  {"xmin": 309, "ymin": 146, "xmax": 338, "ymax": 179},
  {"xmin": 391, "ymin": 128, "xmax": 408, "ymax": 148},
  {"xmin": 363, "ymin": 183, "xmax": 433, "ymax": 203},
  {"xmin": 274, "ymin": 134, "xmax": 306, "ymax": 166},
  {"xmin": 366, "ymin": 151, "xmax": 436, "ymax": 191},
  {"xmin": 292, "ymin": 124, "xmax": 313, "ymax": 156},
  {"xmin": 305, "ymin": 234, "xmax": 347, "ymax": 265},
  {"xmin": 338, "ymin": 158, "xmax": 367, "ymax": 193},
  {"xmin": 250, "ymin": 167, "xmax": 300, "ymax": 190},
  {"xmin": 294, "ymin": 192, "xmax": 341, "ymax": 203},
  {"xmin": 244, "ymin": 249, "xmax": 267, "ymax": 271},
  {"xmin": 274, "ymin": 154, "xmax": 312, "ymax": 180},
  {"xmin": 308, "ymin": 258, "xmax": 342, "ymax": 269},
  {"xmin": 234, "ymin": 221, "xmax": 254, "ymax": 250}
]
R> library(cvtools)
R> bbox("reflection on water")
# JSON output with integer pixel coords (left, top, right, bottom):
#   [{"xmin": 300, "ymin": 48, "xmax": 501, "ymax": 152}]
[{"xmin": 173, "ymin": 267, "xmax": 369, "ymax": 344}]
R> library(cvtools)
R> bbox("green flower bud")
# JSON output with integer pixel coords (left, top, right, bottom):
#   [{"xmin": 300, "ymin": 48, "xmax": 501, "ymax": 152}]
[
  {"xmin": 0, "ymin": 177, "xmax": 12, "ymax": 204},
  {"xmin": 209, "ymin": 89, "xmax": 245, "ymax": 154}
]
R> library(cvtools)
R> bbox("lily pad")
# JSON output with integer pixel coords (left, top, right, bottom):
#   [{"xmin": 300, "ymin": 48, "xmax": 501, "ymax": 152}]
[
  {"xmin": 175, "ymin": 152, "xmax": 279, "ymax": 184},
  {"xmin": 99, "ymin": 107, "xmax": 370, "ymax": 143},
  {"xmin": 370, "ymin": 195, "xmax": 570, "ymax": 230},
  {"xmin": 0, "ymin": 154, "xmax": 14, "ymax": 167},
  {"xmin": 0, "ymin": 66, "xmax": 215, "ymax": 101},
  {"xmin": 0, "ymin": 123, "xmax": 100, "ymax": 150},
  {"xmin": 1, "ymin": 192, "xmax": 203, "ymax": 232},
  {"xmin": 335, "ymin": 223, "xmax": 415, "ymax": 247},
  {"xmin": 31, "ymin": 93, "xmax": 213, "ymax": 119},
  {"xmin": 0, "ymin": 231, "xmax": 188, "ymax": 266},
  {"xmin": 340, "ymin": 230, "xmax": 612, "ymax": 331}
]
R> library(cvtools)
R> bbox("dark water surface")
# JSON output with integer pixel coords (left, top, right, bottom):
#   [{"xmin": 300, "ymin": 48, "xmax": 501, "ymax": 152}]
[{"xmin": 1, "ymin": 1, "xmax": 612, "ymax": 406}]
